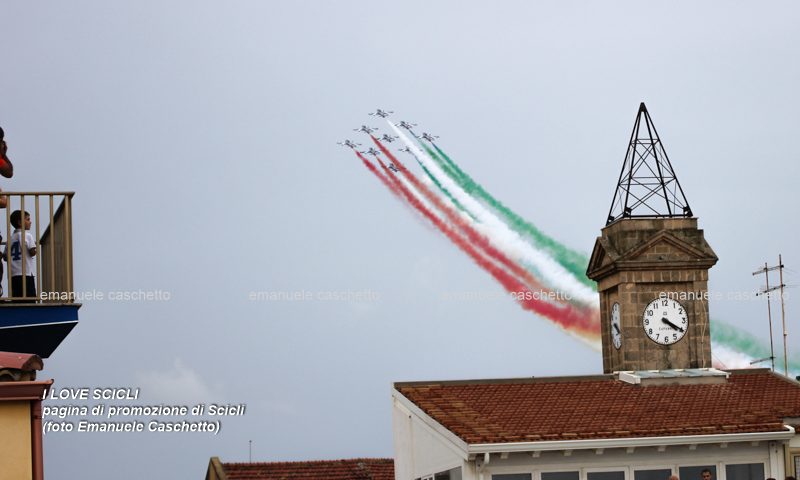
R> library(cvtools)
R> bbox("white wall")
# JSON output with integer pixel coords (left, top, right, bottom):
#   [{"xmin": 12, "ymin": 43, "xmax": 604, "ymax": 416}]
[{"xmin": 392, "ymin": 398, "xmax": 466, "ymax": 480}]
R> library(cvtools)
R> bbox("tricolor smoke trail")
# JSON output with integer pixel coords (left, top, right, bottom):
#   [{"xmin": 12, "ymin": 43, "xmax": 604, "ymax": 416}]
[
  {"xmin": 374, "ymin": 136, "xmax": 569, "ymax": 304},
  {"xmin": 357, "ymin": 147, "xmax": 597, "ymax": 340},
  {"xmin": 389, "ymin": 121, "xmax": 598, "ymax": 307},
  {"xmin": 418, "ymin": 139, "xmax": 593, "ymax": 288},
  {"xmin": 402, "ymin": 148, "xmax": 477, "ymax": 222},
  {"xmin": 711, "ymin": 320, "xmax": 800, "ymax": 372}
]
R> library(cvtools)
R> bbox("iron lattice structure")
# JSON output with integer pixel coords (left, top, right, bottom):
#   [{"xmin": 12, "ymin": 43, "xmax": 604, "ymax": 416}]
[{"xmin": 606, "ymin": 103, "xmax": 692, "ymax": 225}]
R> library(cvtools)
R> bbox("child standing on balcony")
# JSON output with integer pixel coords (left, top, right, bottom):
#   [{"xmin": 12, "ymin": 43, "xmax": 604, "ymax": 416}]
[{"xmin": 2, "ymin": 210, "xmax": 36, "ymax": 301}]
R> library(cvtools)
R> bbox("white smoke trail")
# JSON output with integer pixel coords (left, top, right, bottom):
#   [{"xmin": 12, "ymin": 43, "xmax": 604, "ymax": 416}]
[
  {"xmin": 711, "ymin": 343, "xmax": 757, "ymax": 370},
  {"xmin": 389, "ymin": 121, "xmax": 598, "ymax": 306}
]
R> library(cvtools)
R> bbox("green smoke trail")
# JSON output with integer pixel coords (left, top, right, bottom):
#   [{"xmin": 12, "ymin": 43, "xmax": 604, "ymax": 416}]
[
  {"xmin": 711, "ymin": 319, "xmax": 800, "ymax": 374},
  {"xmin": 418, "ymin": 140, "xmax": 594, "ymax": 288}
]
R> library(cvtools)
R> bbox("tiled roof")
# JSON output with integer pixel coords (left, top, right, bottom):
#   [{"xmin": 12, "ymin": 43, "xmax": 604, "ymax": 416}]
[
  {"xmin": 221, "ymin": 458, "xmax": 394, "ymax": 480},
  {"xmin": 395, "ymin": 369, "xmax": 800, "ymax": 444}
]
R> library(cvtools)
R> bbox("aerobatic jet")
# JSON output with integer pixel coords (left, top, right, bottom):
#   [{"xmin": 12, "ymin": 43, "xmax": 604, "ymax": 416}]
[
  {"xmin": 387, "ymin": 163, "xmax": 400, "ymax": 173},
  {"xmin": 396, "ymin": 121, "xmax": 417, "ymax": 131},
  {"xmin": 398, "ymin": 146, "xmax": 413, "ymax": 155},
  {"xmin": 380, "ymin": 134, "xmax": 399, "ymax": 143},
  {"xmin": 421, "ymin": 132, "xmax": 439, "ymax": 142},
  {"xmin": 337, "ymin": 140, "xmax": 361, "ymax": 149},
  {"xmin": 363, "ymin": 147, "xmax": 381, "ymax": 157},
  {"xmin": 354, "ymin": 125, "xmax": 379, "ymax": 134},
  {"xmin": 369, "ymin": 109, "xmax": 393, "ymax": 118}
]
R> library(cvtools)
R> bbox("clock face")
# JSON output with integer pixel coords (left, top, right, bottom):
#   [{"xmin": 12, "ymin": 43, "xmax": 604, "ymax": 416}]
[
  {"xmin": 642, "ymin": 297, "xmax": 688, "ymax": 345},
  {"xmin": 611, "ymin": 302, "xmax": 622, "ymax": 349}
]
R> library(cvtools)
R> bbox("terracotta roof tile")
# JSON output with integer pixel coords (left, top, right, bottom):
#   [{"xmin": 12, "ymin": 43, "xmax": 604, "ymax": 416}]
[
  {"xmin": 222, "ymin": 458, "xmax": 394, "ymax": 480},
  {"xmin": 0, "ymin": 351, "xmax": 42, "ymax": 371},
  {"xmin": 396, "ymin": 370, "xmax": 800, "ymax": 444}
]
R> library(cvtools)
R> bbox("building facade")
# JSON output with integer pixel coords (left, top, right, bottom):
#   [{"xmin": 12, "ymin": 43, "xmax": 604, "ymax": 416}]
[{"xmin": 392, "ymin": 370, "xmax": 800, "ymax": 480}]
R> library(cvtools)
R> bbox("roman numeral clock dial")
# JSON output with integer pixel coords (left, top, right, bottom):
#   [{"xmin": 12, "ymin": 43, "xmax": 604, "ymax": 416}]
[
  {"xmin": 611, "ymin": 302, "xmax": 622, "ymax": 349},
  {"xmin": 642, "ymin": 298, "xmax": 688, "ymax": 345}
]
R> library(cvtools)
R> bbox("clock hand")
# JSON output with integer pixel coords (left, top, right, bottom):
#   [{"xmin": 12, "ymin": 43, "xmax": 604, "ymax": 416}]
[
  {"xmin": 613, "ymin": 324, "xmax": 621, "ymax": 334},
  {"xmin": 661, "ymin": 317, "xmax": 685, "ymax": 333}
]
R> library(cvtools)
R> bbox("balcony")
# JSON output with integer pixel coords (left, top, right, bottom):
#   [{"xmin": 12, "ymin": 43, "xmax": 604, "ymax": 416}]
[{"xmin": 0, "ymin": 192, "xmax": 78, "ymax": 357}]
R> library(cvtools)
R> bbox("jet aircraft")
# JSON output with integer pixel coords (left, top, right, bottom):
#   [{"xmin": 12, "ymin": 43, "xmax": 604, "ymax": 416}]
[
  {"xmin": 354, "ymin": 125, "xmax": 379, "ymax": 134},
  {"xmin": 369, "ymin": 109, "xmax": 393, "ymax": 118},
  {"xmin": 421, "ymin": 132, "xmax": 439, "ymax": 142},
  {"xmin": 337, "ymin": 140, "xmax": 361, "ymax": 149},
  {"xmin": 396, "ymin": 121, "xmax": 417, "ymax": 131},
  {"xmin": 363, "ymin": 147, "xmax": 381, "ymax": 157}
]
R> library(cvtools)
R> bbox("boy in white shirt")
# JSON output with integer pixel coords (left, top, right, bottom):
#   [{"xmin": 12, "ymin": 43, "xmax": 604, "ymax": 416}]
[{"xmin": 3, "ymin": 210, "xmax": 36, "ymax": 301}]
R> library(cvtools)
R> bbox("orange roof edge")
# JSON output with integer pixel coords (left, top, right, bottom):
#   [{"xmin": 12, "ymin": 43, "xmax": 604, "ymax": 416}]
[
  {"xmin": 218, "ymin": 458, "xmax": 394, "ymax": 480},
  {"xmin": 0, "ymin": 351, "xmax": 43, "ymax": 372}
]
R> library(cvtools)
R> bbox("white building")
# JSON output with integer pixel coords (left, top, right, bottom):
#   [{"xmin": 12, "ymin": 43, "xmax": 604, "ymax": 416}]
[{"xmin": 392, "ymin": 369, "xmax": 800, "ymax": 480}]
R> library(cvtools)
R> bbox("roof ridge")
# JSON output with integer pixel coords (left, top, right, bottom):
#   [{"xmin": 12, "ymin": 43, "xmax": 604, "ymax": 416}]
[
  {"xmin": 395, "ymin": 373, "xmax": 615, "ymax": 388},
  {"xmin": 223, "ymin": 458, "xmax": 393, "ymax": 466}
]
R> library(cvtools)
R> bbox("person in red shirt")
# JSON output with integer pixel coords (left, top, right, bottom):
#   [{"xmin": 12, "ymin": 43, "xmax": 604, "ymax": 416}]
[
  {"xmin": 0, "ymin": 125, "xmax": 13, "ymax": 209},
  {"xmin": 0, "ymin": 126, "xmax": 13, "ymax": 180},
  {"xmin": 0, "ymin": 126, "xmax": 13, "ymax": 295}
]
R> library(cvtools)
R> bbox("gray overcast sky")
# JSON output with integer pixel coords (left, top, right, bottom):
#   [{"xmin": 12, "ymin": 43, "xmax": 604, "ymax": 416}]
[{"xmin": 2, "ymin": 1, "xmax": 800, "ymax": 478}]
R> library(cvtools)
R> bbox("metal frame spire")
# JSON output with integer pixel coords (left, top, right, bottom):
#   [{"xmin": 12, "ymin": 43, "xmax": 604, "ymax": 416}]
[{"xmin": 606, "ymin": 103, "xmax": 692, "ymax": 225}]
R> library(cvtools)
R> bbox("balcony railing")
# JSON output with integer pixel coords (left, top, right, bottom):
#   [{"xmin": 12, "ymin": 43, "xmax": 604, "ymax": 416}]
[{"xmin": 1, "ymin": 192, "xmax": 74, "ymax": 304}]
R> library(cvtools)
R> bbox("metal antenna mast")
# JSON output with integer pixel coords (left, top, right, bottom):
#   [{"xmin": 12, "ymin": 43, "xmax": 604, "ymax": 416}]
[
  {"xmin": 752, "ymin": 257, "xmax": 790, "ymax": 375},
  {"xmin": 606, "ymin": 103, "xmax": 693, "ymax": 224},
  {"xmin": 752, "ymin": 263, "xmax": 777, "ymax": 371},
  {"xmin": 778, "ymin": 255, "xmax": 789, "ymax": 376}
]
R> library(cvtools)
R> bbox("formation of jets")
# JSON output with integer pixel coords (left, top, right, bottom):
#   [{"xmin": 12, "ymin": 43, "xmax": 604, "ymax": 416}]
[{"xmin": 340, "ymin": 111, "xmax": 441, "ymax": 165}]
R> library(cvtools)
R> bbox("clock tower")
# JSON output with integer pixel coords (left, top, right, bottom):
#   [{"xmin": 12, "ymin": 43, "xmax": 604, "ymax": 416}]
[{"xmin": 586, "ymin": 103, "xmax": 718, "ymax": 373}]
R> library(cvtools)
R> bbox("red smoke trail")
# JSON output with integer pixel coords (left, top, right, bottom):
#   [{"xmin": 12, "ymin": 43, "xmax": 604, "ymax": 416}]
[
  {"xmin": 356, "ymin": 150, "xmax": 437, "ymax": 227},
  {"xmin": 357, "ymin": 151, "xmax": 403, "ymax": 198},
  {"xmin": 361, "ymin": 150, "xmax": 595, "ymax": 334}
]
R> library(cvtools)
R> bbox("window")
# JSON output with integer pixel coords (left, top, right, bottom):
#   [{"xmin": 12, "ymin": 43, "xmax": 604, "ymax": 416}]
[
  {"xmin": 542, "ymin": 472, "xmax": 579, "ymax": 480},
  {"xmin": 431, "ymin": 467, "xmax": 462, "ymax": 480},
  {"xmin": 634, "ymin": 469, "xmax": 672, "ymax": 480},
  {"xmin": 492, "ymin": 474, "xmax": 531, "ymax": 480},
  {"xmin": 725, "ymin": 464, "xmax": 764, "ymax": 480},
  {"xmin": 679, "ymin": 465, "xmax": 717, "ymax": 480},
  {"xmin": 587, "ymin": 471, "xmax": 625, "ymax": 480}
]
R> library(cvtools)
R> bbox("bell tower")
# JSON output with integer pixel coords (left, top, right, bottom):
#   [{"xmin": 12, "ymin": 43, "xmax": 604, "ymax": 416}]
[{"xmin": 587, "ymin": 103, "xmax": 718, "ymax": 373}]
